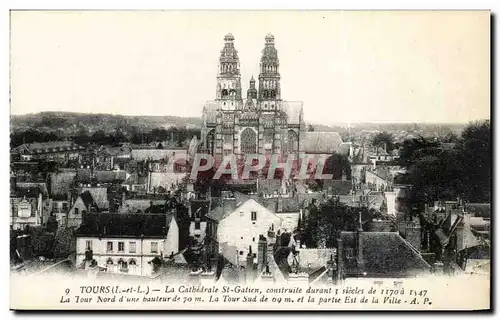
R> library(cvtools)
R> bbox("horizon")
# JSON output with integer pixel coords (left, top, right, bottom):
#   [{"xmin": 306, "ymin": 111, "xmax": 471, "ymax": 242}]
[
  {"xmin": 9, "ymin": 110, "xmax": 485, "ymax": 127},
  {"xmin": 10, "ymin": 11, "xmax": 490, "ymax": 124}
]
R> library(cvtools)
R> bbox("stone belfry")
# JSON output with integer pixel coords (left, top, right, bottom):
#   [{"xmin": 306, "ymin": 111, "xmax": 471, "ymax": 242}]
[
  {"xmin": 258, "ymin": 34, "xmax": 281, "ymax": 102},
  {"xmin": 247, "ymin": 76, "xmax": 258, "ymax": 100},
  {"xmin": 216, "ymin": 33, "xmax": 242, "ymax": 103}
]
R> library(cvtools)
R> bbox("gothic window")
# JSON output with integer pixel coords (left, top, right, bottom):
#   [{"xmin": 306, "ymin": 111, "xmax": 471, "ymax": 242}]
[
  {"xmin": 240, "ymin": 128, "xmax": 257, "ymax": 154},
  {"xmin": 270, "ymin": 90, "xmax": 276, "ymax": 99},
  {"xmin": 286, "ymin": 130, "xmax": 298, "ymax": 153},
  {"xmin": 221, "ymin": 89, "xmax": 228, "ymax": 98}
]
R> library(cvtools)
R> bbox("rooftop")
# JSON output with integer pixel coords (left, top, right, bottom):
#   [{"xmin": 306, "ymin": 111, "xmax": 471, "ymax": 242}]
[{"xmin": 75, "ymin": 212, "xmax": 174, "ymax": 238}]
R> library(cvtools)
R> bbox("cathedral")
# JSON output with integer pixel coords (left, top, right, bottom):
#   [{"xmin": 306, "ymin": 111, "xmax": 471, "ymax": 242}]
[
  {"xmin": 201, "ymin": 33, "xmax": 305, "ymax": 161},
  {"xmin": 201, "ymin": 33, "xmax": 348, "ymax": 165}
]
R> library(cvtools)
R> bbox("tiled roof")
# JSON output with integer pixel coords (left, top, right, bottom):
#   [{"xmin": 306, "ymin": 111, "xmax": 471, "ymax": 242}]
[
  {"xmin": 323, "ymin": 180, "xmax": 353, "ymax": 195},
  {"xmin": 16, "ymin": 182, "xmax": 49, "ymax": 197},
  {"xmin": 465, "ymin": 203, "xmax": 490, "ymax": 218},
  {"xmin": 367, "ymin": 167, "xmax": 394, "ymax": 183},
  {"xmin": 131, "ymin": 149, "xmax": 171, "ymax": 161},
  {"xmin": 76, "ymin": 168, "xmax": 92, "ymax": 183},
  {"xmin": 120, "ymin": 199, "xmax": 166, "ymax": 214},
  {"xmin": 80, "ymin": 187, "xmax": 109, "ymax": 210},
  {"xmin": 12, "ymin": 186, "xmax": 43, "ymax": 199},
  {"xmin": 75, "ymin": 212, "xmax": 173, "ymax": 238},
  {"xmin": 94, "ymin": 170, "xmax": 128, "ymax": 183},
  {"xmin": 50, "ymin": 171, "xmax": 76, "ymax": 196},
  {"xmin": 206, "ymin": 198, "xmax": 239, "ymax": 221},
  {"xmin": 300, "ymin": 132, "xmax": 343, "ymax": 154},
  {"xmin": 13, "ymin": 141, "xmax": 83, "ymax": 154},
  {"xmin": 149, "ymin": 172, "xmax": 186, "ymax": 190},
  {"xmin": 340, "ymin": 232, "xmax": 431, "ymax": 277},
  {"xmin": 80, "ymin": 190, "xmax": 98, "ymax": 210}
]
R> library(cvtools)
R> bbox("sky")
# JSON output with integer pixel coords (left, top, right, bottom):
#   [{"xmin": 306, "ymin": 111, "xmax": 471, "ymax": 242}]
[{"xmin": 10, "ymin": 10, "xmax": 490, "ymax": 125}]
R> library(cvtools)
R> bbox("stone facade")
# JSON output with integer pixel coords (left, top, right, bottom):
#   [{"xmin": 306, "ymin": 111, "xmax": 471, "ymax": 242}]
[{"xmin": 201, "ymin": 34, "xmax": 305, "ymax": 162}]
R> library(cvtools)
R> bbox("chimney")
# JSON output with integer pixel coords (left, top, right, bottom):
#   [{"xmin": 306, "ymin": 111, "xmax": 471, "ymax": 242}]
[
  {"xmin": 277, "ymin": 196, "xmax": 283, "ymax": 213},
  {"xmin": 357, "ymin": 229, "xmax": 364, "ymax": 276},
  {"xmin": 245, "ymin": 246, "xmax": 255, "ymax": 284},
  {"xmin": 433, "ymin": 261, "xmax": 444, "ymax": 275},
  {"xmin": 336, "ymin": 234, "xmax": 343, "ymax": 282},
  {"xmin": 327, "ymin": 253, "xmax": 337, "ymax": 285},
  {"xmin": 257, "ymin": 235, "xmax": 267, "ymax": 270},
  {"xmin": 385, "ymin": 191, "xmax": 397, "ymax": 216}
]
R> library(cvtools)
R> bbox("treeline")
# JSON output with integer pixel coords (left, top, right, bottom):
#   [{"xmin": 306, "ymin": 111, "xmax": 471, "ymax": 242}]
[
  {"xmin": 296, "ymin": 199, "xmax": 378, "ymax": 248},
  {"xmin": 10, "ymin": 127, "xmax": 202, "ymax": 149},
  {"xmin": 396, "ymin": 120, "xmax": 491, "ymax": 206}
]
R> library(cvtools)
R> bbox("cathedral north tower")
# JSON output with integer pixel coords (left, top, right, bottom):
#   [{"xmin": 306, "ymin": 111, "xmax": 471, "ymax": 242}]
[
  {"xmin": 258, "ymin": 34, "xmax": 281, "ymax": 102},
  {"xmin": 216, "ymin": 33, "xmax": 242, "ymax": 104}
]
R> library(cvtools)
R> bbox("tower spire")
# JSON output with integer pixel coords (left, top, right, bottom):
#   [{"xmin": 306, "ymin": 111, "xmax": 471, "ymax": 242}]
[
  {"xmin": 216, "ymin": 33, "xmax": 242, "ymax": 101},
  {"xmin": 258, "ymin": 34, "xmax": 281, "ymax": 101}
]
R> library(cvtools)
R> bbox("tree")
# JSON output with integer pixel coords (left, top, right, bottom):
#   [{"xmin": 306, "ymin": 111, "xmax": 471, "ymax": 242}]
[
  {"xmin": 396, "ymin": 121, "xmax": 491, "ymax": 215},
  {"xmin": 372, "ymin": 131, "xmax": 395, "ymax": 152},
  {"xmin": 45, "ymin": 214, "xmax": 59, "ymax": 233},
  {"xmin": 456, "ymin": 120, "xmax": 491, "ymax": 202},
  {"xmin": 32, "ymin": 231, "xmax": 55, "ymax": 258},
  {"xmin": 397, "ymin": 136, "xmax": 440, "ymax": 169},
  {"xmin": 53, "ymin": 227, "xmax": 75, "ymax": 259}
]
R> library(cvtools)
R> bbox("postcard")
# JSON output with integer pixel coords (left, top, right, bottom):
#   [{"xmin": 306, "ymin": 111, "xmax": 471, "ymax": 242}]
[{"xmin": 9, "ymin": 10, "xmax": 491, "ymax": 311}]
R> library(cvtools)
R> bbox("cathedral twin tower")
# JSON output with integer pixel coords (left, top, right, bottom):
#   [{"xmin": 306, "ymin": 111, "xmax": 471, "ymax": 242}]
[
  {"xmin": 202, "ymin": 33, "xmax": 305, "ymax": 160},
  {"xmin": 216, "ymin": 33, "xmax": 281, "ymax": 103}
]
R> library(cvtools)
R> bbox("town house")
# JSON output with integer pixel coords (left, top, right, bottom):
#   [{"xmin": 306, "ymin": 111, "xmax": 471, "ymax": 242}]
[{"xmin": 75, "ymin": 212, "xmax": 179, "ymax": 276}]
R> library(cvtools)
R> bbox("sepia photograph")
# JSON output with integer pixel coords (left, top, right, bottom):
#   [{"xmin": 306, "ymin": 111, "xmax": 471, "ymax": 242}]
[{"xmin": 8, "ymin": 9, "xmax": 491, "ymax": 311}]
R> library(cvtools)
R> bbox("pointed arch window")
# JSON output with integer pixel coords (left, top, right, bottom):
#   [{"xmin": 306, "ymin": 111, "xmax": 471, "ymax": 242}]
[
  {"xmin": 286, "ymin": 130, "xmax": 299, "ymax": 153},
  {"xmin": 240, "ymin": 128, "xmax": 257, "ymax": 154}
]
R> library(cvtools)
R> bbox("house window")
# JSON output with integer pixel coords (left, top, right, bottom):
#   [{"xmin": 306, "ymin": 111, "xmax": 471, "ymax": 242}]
[
  {"xmin": 118, "ymin": 242, "xmax": 124, "ymax": 252},
  {"xmin": 240, "ymin": 211, "xmax": 244, "ymax": 216},
  {"xmin": 253, "ymin": 237, "xmax": 255, "ymax": 242},
  {"xmin": 118, "ymin": 259, "xmax": 128, "ymax": 272},
  {"xmin": 251, "ymin": 211, "xmax": 257, "ymax": 221},
  {"xmin": 85, "ymin": 240, "xmax": 92, "ymax": 251},
  {"xmin": 107, "ymin": 241, "xmax": 113, "ymax": 252},
  {"xmin": 129, "ymin": 242, "xmax": 136, "ymax": 253},
  {"xmin": 74, "ymin": 207, "xmax": 79, "ymax": 215},
  {"xmin": 239, "ymin": 251, "xmax": 244, "ymax": 255},
  {"xmin": 62, "ymin": 202, "xmax": 68, "ymax": 211},
  {"xmin": 129, "ymin": 259, "xmax": 137, "ymax": 265},
  {"xmin": 151, "ymin": 242, "xmax": 158, "ymax": 253}
]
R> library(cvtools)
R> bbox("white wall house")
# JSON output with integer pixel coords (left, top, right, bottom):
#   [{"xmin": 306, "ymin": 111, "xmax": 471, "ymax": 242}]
[
  {"xmin": 207, "ymin": 198, "xmax": 295, "ymax": 266},
  {"xmin": 75, "ymin": 213, "xmax": 179, "ymax": 277}
]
